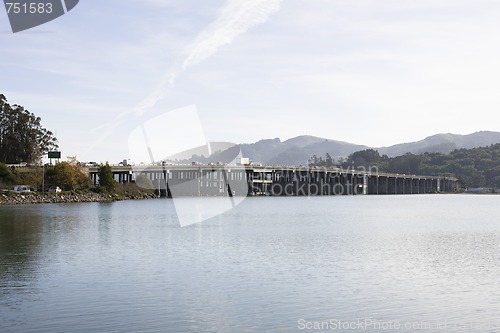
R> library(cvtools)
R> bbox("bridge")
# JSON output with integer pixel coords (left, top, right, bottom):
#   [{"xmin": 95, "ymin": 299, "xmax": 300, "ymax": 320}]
[{"xmin": 88, "ymin": 164, "xmax": 458, "ymax": 197}]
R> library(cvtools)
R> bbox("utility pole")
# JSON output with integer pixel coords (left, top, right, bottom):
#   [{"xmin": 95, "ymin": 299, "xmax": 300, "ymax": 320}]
[
  {"xmin": 41, "ymin": 153, "xmax": 47, "ymax": 192},
  {"xmin": 42, "ymin": 158, "xmax": 45, "ymax": 192}
]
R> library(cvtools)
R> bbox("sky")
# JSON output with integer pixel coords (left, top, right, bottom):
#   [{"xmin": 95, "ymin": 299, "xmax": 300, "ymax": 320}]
[{"xmin": 2, "ymin": 0, "xmax": 500, "ymax": 163}]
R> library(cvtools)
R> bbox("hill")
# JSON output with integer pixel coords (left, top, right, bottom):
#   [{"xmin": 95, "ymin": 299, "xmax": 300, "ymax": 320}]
[
  {"xmin": 377, "ymin": 131, "xmax": 500, "ymax": 157},
  {"xmin": 240, "ymin": 135, "xmax": 368, "ymax": 165},
  {"xmin": 238, "ymin": 131, "xmax": 500, "ymax": 166}
]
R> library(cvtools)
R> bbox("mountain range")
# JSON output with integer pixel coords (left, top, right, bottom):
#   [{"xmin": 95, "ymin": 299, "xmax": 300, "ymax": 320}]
[{"xmin": 238, "ymin": 131, "xmax": 500, "ymax": 166}]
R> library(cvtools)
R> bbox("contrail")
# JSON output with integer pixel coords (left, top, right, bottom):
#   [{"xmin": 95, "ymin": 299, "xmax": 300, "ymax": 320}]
[
  {"xmin": 86, "ymin": 0, "xmax": 282, "ymax": 155},
  {"xmin": 182, "ymin": 0, "xmax": 282, "ymax": 70},
  {"xmin": 138, "ymin": 0, "xmax": 282, "ymax": 114}
]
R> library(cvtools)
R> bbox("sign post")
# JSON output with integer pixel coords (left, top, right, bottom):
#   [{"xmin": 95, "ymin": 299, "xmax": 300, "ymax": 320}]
[{"xmin": 48, "ymin": 151, "xmax": 61, "ymax": 165}]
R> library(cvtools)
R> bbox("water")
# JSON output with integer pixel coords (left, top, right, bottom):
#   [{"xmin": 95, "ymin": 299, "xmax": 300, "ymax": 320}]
[{"xmin": 1, "ymin": 195, "xmax": 500, "ymax": 332}]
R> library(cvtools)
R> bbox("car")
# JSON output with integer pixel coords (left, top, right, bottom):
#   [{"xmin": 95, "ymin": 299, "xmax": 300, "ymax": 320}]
[
  {"xmin": 48, "ymin": 186, "xmax": 62, "ymax": 193},
  {"xmin": 13, "ymin": 185, "xmax": 31, "ymax": 192}
]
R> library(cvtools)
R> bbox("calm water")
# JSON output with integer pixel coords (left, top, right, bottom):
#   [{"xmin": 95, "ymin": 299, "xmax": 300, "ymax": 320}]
[{"xmin": 1, "ymin": 195, "xmax": 500, "ymax": 333}]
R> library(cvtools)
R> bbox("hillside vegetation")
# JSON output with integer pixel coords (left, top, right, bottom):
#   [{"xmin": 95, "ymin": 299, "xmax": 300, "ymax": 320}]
[{"xmin": 310, "ymin": 144, "xmax": 500, "ymax": 188}]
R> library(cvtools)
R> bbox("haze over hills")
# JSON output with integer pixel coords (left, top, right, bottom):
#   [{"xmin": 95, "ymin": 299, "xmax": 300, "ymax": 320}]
[
  {"xmin": 239, "ymin": 136, "xmax": 368, "ymax": 166},
  {"xmin": 377, "ymin": 131, "xmax": 500, "ymax": 157},
  {"xmin": 238, "ymin": 131, "xmax": 500, "ymax": 166}
]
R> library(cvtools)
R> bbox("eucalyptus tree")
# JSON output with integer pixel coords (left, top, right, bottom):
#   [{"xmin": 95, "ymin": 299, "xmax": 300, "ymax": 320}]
[{"xmin": 0, "ymin": 94, "xmax": 58, "ymax": 163}]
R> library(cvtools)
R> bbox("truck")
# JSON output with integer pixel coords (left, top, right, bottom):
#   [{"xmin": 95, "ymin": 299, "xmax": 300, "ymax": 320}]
[{"xmin": 236, "ymin": 158, "xmax": 251, "ymax": 165}]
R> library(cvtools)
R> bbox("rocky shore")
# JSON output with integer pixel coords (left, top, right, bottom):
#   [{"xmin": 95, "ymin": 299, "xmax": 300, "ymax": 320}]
[{"xmin": 0, "ymin": 191, "xmax": 158, "ymax": 205}]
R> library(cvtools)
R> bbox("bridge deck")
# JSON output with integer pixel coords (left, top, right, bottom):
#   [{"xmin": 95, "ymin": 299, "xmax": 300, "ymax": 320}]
[{"xmin": 87, "ymin": 164, "xmax": 458, "ymax": 197}]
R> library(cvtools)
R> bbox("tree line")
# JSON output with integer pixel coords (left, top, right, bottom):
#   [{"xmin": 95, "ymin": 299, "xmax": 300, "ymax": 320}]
[
  {"xmin": 309, "ymin": 145, "xmax": 500, "ymax": 188},
  {"xmin": 0, "ymin": 161, "xmax": 118, "ymax": 191},
  {"xmin": 0, "ymin": 93, "xmax": 120, "ymax": 192},
  {"xmin": 0, "ymin": 94, "xmax": 58, "ymax": 164}
]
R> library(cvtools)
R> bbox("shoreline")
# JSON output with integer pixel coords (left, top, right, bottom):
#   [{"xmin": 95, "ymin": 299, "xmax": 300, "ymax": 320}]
[
  {"xmin": 0, "ymin": 191, "xmax": 490, "ymax": 206},
  {"xmin": 0, "ymin": 191, "xmax": 158, "ymax": 205}
]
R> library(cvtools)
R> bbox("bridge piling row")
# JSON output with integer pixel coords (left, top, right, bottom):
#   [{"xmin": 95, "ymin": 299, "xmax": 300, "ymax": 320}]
[{"xmin": 88, "ymin": 165, "xmax": 458, "ymax": 197}]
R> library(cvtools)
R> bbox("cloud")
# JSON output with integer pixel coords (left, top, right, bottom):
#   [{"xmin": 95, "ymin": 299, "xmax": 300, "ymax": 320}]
[
  {"xmin": 182, "ymin": 0, "xmax": 282, "ymax": 70},
  {"xmin": 134, "ymin": 0, "xmax": 282, "ymax": 114},
  {"xmin": 130, "ymin": 0, "xmax": 282, "ymax": 114},
  {"xmin": 88, "ymin": 0, "xmax": 283, "ymax": 155}
]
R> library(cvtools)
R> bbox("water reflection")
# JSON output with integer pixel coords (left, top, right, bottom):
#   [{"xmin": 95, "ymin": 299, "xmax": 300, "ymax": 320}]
[
  {"xmin": 1, "ymin": 196, "xmax": 500, "ymax": 333},
  {"xmin": 0, "ymin": 207, "xmax": 43, "ymax": 285}
]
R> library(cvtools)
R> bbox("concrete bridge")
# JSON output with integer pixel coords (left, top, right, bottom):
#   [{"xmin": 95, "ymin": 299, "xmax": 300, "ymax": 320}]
[{"xmin": 88, "ymin": 164, "xmax": 458, "ymax": 197}]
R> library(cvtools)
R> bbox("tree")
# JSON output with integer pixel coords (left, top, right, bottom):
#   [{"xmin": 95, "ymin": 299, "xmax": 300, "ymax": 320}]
[
  {"xmin": 341, "ymin": 149, "xmax": 388, "ymax": 171},
  {"xmin": 347, "ymin": 149, "xmax": 382, "ymax": 167},
  {"xmin": 66, "ymin": 155, "xmax": 79, "ymax": 166},
  {"xmin": 388, "ymin": 153, "xmax": 422, "ymax": 174},
  {"xmin": 0, "ymin": 94, "xmax": 58, "ymax": 163},
  {"xmin": 98, "ymin": 163, "xmax": 115, "ymax": 190},
  {"xmin": 308, "ymin": 154, "xmax": 318, "ymax": 166},
  {"xmin": 0, "ymin": 163, "xmax": 18, "ymax": 184},
  {"xmin": 46, "ymin": 162, "xmax": 90, "ymax": 191},
  {"xmin": 325, "ymin": 153, "xmax": 334, "ymax": 167}
]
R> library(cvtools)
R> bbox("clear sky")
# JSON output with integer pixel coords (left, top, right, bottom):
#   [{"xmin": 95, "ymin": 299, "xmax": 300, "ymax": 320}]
[{"xmin": 2, "ymin": 0, "xmax": 500, "ymax": 163}]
